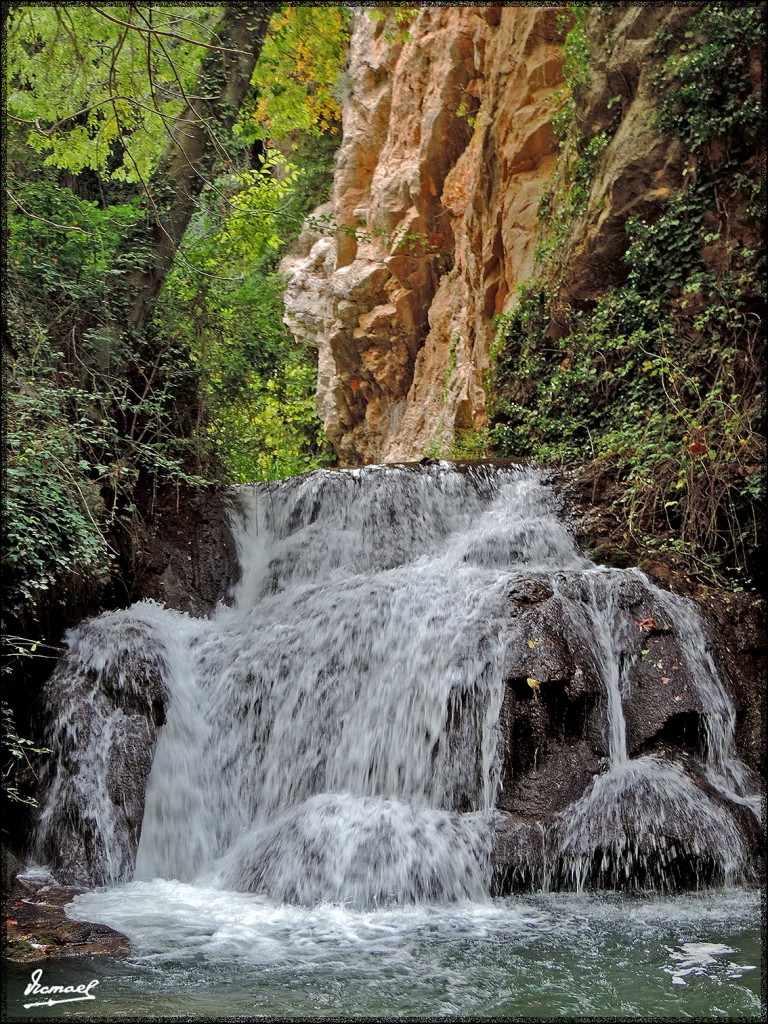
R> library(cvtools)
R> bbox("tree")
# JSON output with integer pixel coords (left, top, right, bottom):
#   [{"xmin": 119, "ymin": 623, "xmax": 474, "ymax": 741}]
[
  {"xmin": 116, "ymin": 4, "xmax": 278, "ymax": 334},
  {"xmin": 7, "ymin": 4, "xmax": 278, "ymax": 335}
]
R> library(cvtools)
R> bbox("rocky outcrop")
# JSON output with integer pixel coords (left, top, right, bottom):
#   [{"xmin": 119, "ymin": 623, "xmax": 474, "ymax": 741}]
[
  {"xmin": 132, "ymin": 485, "xmax": 242, "ymax": 616},
  {"xmin": 489, "ymin": 565, "xmax": 763, "ymax": 890},
  {"xmin": 33, "ymin": 610, "xmax": 172, "ymax": 887},
  {"xmin": 4, "ymin": 874, "xmax": 129, "ymax": 961},
  {"xmin": 543, "ymin": 5, "xmax": 694, "ymax": 308},
  {"xmin": 283, "ymin": 6, "xmax": 564, "ymax": 464}
]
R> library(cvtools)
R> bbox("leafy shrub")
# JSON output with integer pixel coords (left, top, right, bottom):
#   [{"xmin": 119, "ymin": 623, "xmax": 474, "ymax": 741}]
[{"xmin": 486, "ymin": 3, "xmax": 764, "ymax": 587}]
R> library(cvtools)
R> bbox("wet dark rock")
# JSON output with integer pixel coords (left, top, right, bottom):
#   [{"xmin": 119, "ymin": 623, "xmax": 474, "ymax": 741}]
[
  {"xmin": 506, "ymin": 579, "xmax": 554, "ymax": 605},
  {"xmin": 706, "ymin": 593, "xmax": 767, "ymax": 776},
  {"xmin": 3, "ymin": 875, "xmax": 129, "ymax": 961},
  {"xmin": 134, "ymin": 487, "xmax": 242, "ymax": 616},
  {"xmin": 490, "ymin": 814, "xmax": 547, "ymax": 893},
  {"xmin": 497, "ymin": 738, "xmax": 601, "ymax": 818},
  {"xmin": 34, "ymin": 618, "xmax": 171, "ymax": 887},
  {"xmin": 491, "ymin": 549, "xmax": 762, "ymax": 886},
  {"xmin": 2, "ymin": 847, "xmax": 21, "ymax": 890},
  {"xmin": 622, "ymin": 632, "xmax": 704, "ymax": 756}
]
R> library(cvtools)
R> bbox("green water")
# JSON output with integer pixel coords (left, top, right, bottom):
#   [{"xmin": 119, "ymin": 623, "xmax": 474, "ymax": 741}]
[{"xmin": 2, "ymin": 884, "xmax": 763, "ymax": 1020}]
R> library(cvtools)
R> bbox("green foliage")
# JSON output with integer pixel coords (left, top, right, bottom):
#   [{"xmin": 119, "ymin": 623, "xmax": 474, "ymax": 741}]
[
  {"xmin": 448, "ymin": 429, "xmax": 493, "ymax": 461},
  {"xmin": 6, "ymin": 5, "xmax": 216, "ymax": 181},
  {"xmin": 426, "ymin": 424, "xmax": 493, "ymax": 462},
  {"xmin": 245, "ymin": 5, "xmax": 351, "ymax": 141},
  {"xmin": 537, "ymin": 7, "xmax": 616, "ymax": 265},
  {"xmin": 204, "ymin": 352, "xmax": 331, "ymax": 482},
  {"xmin": 158, "ymin": 232, "xmax": 333, "ymax": 484},
  {"xmin": 4, "ymin": 171, "xmax": 208, "ymax": 619},
  {"xmin": 488, "ymin": 194, "xmax": 763, "ymax": 583},
  {"xmin": 536, "ymin": 127, "xmax": 612, "ymax": 263},
  {"xmin": 550, "ymin": 5, "xmax": 590, "ymax": 139},
  {"xmin": 487, "ymin": 4, "xmax": 764, "ymax": 586},
  {"xmin": 367, "ymin": 6, "xmax": 418, "ymax": 44},
  {"xmin": 1, "ymin": 701, "xmax": 51, "ymax": 807},
  {"xmin": 654, "ymin": 3, "xmax": 764, "ymax": 155},
  {"xmin": 4, "ymin": 5, "xmax": 344, "ymax": 627},
  {"xmin": 440, "ymin": 333, "xmax": 460, "ymax": 403}
]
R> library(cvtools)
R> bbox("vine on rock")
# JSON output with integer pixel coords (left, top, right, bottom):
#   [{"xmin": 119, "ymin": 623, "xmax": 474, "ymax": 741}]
[{"xmin": 486, "ymin": 2, "xmax": 765, "ymax": 589}]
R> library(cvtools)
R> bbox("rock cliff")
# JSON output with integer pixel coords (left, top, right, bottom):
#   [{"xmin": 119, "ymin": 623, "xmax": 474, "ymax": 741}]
[{"xmin": 282, "ymin": 5, "xmax": 565, "ymax": 464}]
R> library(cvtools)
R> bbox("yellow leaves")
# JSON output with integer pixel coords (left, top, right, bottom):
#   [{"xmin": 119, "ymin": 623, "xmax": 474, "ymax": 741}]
[
  {"xmin": 526, "ymin": 677, "xmax": 540, "ymax": 690},
  {"xmin": 253, "ymin": 5, "xmax": 349, "ymax": 140}
]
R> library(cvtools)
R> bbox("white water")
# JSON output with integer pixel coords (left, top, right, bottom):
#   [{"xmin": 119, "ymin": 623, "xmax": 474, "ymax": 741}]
[
  {"xmin": 37, "ymin": 884, "xmax": 758, "ymax": 1019},
  {"xmin": 35, "ymin": 463, "xmax": 759, "ymax": 903},
  {"xmin": 134, "ymin": 464, "xmax": 556, "ymax": 903}
]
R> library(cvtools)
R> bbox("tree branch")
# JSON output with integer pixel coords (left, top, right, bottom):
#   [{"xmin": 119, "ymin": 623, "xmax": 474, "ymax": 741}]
[
  {"xmin": 90, "ymin": 6, "xmax": 255, "ymax": 57},
  {"xmin": 5, "ymin": 188, "xmax": 92, "ymax": 233}
]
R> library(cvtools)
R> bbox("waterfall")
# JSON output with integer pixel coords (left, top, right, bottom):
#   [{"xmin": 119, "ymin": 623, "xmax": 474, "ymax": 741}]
[{"xmin": 34, "ymin": 464, "xmax": 759, "ymax": 901}]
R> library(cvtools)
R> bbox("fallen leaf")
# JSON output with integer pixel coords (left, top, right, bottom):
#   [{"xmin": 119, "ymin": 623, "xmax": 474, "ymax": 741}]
[
  {"xmin": 527, "ymin": 639, "xmax": 537, "ymax": 649},
  {"xmin": 660, "ymin": 677, "xmax": 671, "ymax": 684},
  {"xmin": 526, "ymin": 677, "xmax": 540, "ymax": 690},
  {"xmin": 641, "ymin": 649, "xmax": 650, "ymax": 655},
  {"xmin": 636, "ymin": 618, "xmax": 655, "ymax": 632},
  {"xmin": 674, "ymin": 694, "xmax": 682, "ymax": 702},
  {"xmin": 350, "ymin": 379, "xmax": 360, "ymax": 393},
  {"xmin": 687, "ymin": 440, "xmax": 707, "ymax": 456}
]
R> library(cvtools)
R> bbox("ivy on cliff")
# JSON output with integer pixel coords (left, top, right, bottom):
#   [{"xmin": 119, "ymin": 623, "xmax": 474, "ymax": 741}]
[{"xmin": 486, "ymin": 2, "xmax": 765, "ymax": 588}]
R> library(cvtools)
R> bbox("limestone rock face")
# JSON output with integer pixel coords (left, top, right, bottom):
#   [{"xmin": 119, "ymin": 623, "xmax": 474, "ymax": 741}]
[
  {"xmin": 282, "ymin": 6, "xmax": 564, "ymax": 464},
  {"xmin": 552, "ymin": 5, "xmax": 692, "ymax": 308}
]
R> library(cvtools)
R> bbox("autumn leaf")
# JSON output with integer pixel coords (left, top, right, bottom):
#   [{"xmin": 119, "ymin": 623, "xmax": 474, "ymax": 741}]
[
  {"xmin": 660, "ymin": 676, "xmax": 671, "ymax": 684},
  {"xmin": 527, "ymin": 639, "xmax": 538, "ymax": 649},
  {"xmin": 687, "ymin": 440, "xmax": 707, "ymax": 456},
  {"xmin": 526, "ymin": 677, "xmax": 540, "ymax": 690}
]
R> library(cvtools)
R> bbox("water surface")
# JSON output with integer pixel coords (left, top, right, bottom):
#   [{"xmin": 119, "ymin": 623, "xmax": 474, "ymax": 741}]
[{"xmin": 4, "ymin": 884, "xmax": 762, "ymax": 1019}]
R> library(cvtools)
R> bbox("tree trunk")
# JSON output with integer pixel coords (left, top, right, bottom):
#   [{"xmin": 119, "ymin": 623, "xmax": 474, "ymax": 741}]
[{"xmin": 120, "ymin": 3, "xmax": 277, "ymax": 335}]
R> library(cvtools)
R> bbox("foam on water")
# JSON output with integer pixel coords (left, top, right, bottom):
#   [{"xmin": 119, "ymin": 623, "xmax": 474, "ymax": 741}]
[
  {"xmin": 60, "ymin": 880, "xmax": 760, "ymax": 1022},
  {"xmin": 68, "ymin": 878, "xmax": 760, "ymax": 965}
]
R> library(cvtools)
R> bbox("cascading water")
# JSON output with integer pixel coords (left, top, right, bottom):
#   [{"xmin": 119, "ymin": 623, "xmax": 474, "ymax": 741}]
[{"xmin": 34, "ymin": 463, "xmax": 759, "ymax": 905}]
